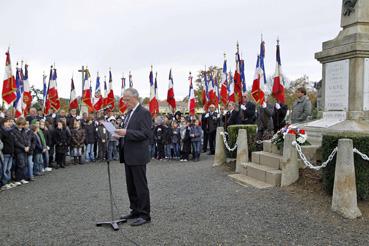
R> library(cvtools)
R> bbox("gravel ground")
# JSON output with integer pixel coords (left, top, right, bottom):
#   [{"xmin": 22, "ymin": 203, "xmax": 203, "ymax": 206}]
[{"xmin": 1, "ymin": 155, "xmax": 369, "ymax": 245}]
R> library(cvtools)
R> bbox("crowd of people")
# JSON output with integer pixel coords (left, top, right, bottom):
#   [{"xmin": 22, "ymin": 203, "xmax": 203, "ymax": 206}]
[{"xmin": 0, "ymin": 87, "xmax": 312, "ymax": 191}]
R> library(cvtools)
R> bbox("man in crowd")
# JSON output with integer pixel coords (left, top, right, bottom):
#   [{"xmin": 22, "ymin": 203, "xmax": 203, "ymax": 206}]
[
  {"xmin": 291, "ymin": 87, "xmax": 312, "ymax": 123},
  {"xmin": 239, "ymin": 93, "xmax": 256, "ymax": 125},
  {"xmin": 205, "ymin": 104, "xmax": 219, "ymax": 155},
  {"xmin": 226, "ymin": 102, "xmax": 240, "ymax": 127},
  {"xmin": 116, "ymin": 88, "xmax": 152, "ymax": 227}
]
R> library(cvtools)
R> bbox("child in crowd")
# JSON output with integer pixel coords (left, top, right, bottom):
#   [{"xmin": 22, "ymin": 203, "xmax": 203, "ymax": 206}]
[
  {"xmin": 54, "ymin": 120, "xmax": 70, "ymax": 168},
  {"xmin": 39, "ymin": 119, "xmax": 52, "ymax": 172},
  {"xmin": 180, "ymin": 117, "xmax": 191, "ymax": 162},
  {"xmin": 84, "ymin": 117, "xmax": 96, "ymax": 162},
  {"xmin": 71, "ymin": 120, "xmax": 85, "ymax": 165},
  {"xmin": 12, "ymin": 118, "xmax": 29, "ymax": 184},
  {"xmin": 163, "ymin": 117, "xmax": 173, "ymax": 160},
  {"xmin": 32, "ymin": 124, "xmax": 44, "ymax": 177},
  {"xmin": 0, "ymin": 118, "xmax": 15, "ymax": 189},
  {"xmin": 96, "ymin": 117, "xmax": 108, "ymax": 161},
  {"xmin": 107, "ymin": 118, "xmax": 119, "ymax": 161},
  {"xmin": 171, "ymin": 121, "xmax": 181, "ymax": 160},
  {"xmin": 25, "ymin": 121, "xmax": 36, "ymax": 180},
  {"xmin": 154, "ymin": 116, "xmax": 165, "ymax": 160},
  {"xmin": 190, "ymin": 119, "xmax": 202, "ymax": 162}
]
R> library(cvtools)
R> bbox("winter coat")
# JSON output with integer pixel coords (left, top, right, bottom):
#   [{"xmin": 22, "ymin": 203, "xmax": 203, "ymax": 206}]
[
  {"xmin": 71, "ymin": 128, "xmax": 86, "ymax": 148},
  {"xmin": 181, "ymin": 126, "xmax": 191, "ymax": 153},
  {"xmin": 240, "ymin": 101, "xmax": 257, "ymax": 124},
  {"xmin": 97, "ymin": 124, "xmax": 108, "ymax": 143},
  {"xmin": 84, "ymin": 123, "xmax": 96, "ymax": 144},
  {"xmin": 163, "ymin": 125, "xmax": 172, "ymax": 145},
  {"xmin": 25, "ymin": 129, "xmax": 36, "ymax": 155},
  {"xmin": 291, "ymin": 96, "xmax": 312, "ymax": 123},
  {"xmin": 256, "ymin": 103, "xmax": 275, "ymax": 132},
  {"xmin": 54, "ymin": 128, "xmax": 70, "ymax": 154},
  {"xmin": 171, "ymin": 128, "xmax": 180, "ymax": 144},
  {"xmin": 0, "ymin": 127, "xmax": 15, "ymax": 155},
  {"xmin": 33, "ymin": 132, "xmax": 44, "ymax": 154},
  {"xmin": 12, "ymin": 127, "xmax": 29, "ymax": 154},
  {"xmin": 190, "ymin": 125, "xmax": 202, "ymax": 142},
  {"xmin": 154, "ymin": 125, "xmax": 166, "ymax": 144}
]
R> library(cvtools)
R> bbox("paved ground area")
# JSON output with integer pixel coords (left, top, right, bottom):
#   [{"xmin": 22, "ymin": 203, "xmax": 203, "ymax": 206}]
[{"xmin": 1, "ymin": 155, "xmax": 369, "ymax": 245}]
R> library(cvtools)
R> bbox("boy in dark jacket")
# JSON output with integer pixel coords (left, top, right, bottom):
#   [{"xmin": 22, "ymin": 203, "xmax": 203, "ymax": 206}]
[
  {"xmin": 190, "ymin": 119, "xmax": 202, "ymax": 162},
  {"xmin": 32, "ymin": 124, "xmax": 44, "ymax": 177},
  {"xmin": 180, "ymin": 118, "xmax": 191, "ymax": 162},
  {"xmin": 84, "ymin": 117, "xmax": 96, "ymax": 162},
  {"xmin": 12, "ymin": 118, "xmax": 30, "ymax": 184},
  {"xmin": 71, "ymin": 120, "xmax": 85, "ymax": 164},
  {"xmin": 154, "ymin": 116, "xmax": 165, "ymax": 160},
  {"xmin": 54, "ymin": 120, "xmax": 70, "ymax": 168},
  {"xmin": 96, "ymin": 117, "xmax": 108, "ymax": 161},
  {"xmin": 0, "ymin": 118, "xmax": 15, "ymax": 189},
  {"xmin": 171, "ymin": 121, "xmax": 181, "ymax": 160}
]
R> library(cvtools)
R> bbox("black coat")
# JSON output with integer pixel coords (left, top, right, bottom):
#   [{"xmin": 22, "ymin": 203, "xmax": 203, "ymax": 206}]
[
  {"xmin": 12, "ymin": 127, "xmax": 29, "ymax": 154},
  {"xmin": 119, "ymin": 105, "xmax": 153, "ymax": 166},
  {"xmin": 54, "ymin": 128, "xmax": 70, "ymax": 154},
  {"xmin": 84, "ymin": 123, "xmax": 96, "ymax": 144},
  {"xmin": 226, "ymin": 110, "xmax": 241, "ymax": 127},
  {"xmin": 0, "ymin": 127, "xmax": 14, "ymax": 155},
  {"xmin": 273, "ymin": 103, "xmax": 288, "ymax": 132},
  {"xmin": 240, "ymin": 101, "xmax": 256, "ymax": 124}
]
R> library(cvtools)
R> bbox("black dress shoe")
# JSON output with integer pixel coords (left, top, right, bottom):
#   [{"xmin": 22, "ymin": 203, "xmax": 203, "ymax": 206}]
[
  {"xmin": 130, "ymin": 217, "xmax": 150, "ymax": 226},
  {"xmin": 120, "ymin": 213, "xmax": 139, "ymax": 220}
]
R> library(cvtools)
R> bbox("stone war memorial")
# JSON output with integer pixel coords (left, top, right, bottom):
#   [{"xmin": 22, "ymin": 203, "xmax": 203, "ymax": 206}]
[{"xmin": 218, "ymin": 0, "xmax": 369, "ymax": 220}]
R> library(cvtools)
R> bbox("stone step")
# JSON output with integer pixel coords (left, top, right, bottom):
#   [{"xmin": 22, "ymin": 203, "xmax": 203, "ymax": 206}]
[
  {"xmin": 242, "ymin": 162, "xmax": 282, "ymax": 186},
  {"xmin": 251, "ymin": 151, "xmax": 283, "ymax": 169},
  {"xmin": 228, "ymin": 174, "xmax": 274, "ymax": 189}
]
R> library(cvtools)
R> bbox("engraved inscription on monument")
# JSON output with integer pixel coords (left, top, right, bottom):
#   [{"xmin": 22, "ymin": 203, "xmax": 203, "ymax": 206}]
[
  {"xmin": 364, "ymin": 58, "xmax": 369, "ymax": 111},
  {"xmin": 325, "ymin": 60, "xmax": 349, "ymax": 111}
]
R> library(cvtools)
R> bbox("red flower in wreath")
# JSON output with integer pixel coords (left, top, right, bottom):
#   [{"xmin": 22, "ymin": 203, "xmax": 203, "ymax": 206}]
[
  {"xmin": 300, "ymin": 129, "xmax": 306, "ymax": 134},
  {"xmin": 288, "ymin": 129, "xmax": 297, "ymax": 135}
]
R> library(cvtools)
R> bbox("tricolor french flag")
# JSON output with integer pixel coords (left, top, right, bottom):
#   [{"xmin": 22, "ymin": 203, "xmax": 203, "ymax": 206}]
[
  {"xmin": 94, "ymin": 73, "xmax": 103, "ymax": 111},
  {"xmin": 166, "ymin": 69, "xmax": 176, "ymax": 111},
  {"xmin": 82, "ymin": 70, "xmax": 93, "ymax": 112},
  {"xmin": 69, "ymin": 77, "xmax": 78, "ymax": 110},
  {"xmin": 220, "ymin": 57, "xmax": 228, "ymax": 106},
  {"xmin": 228, "ymin": 70, "xmax": 235, "ymax": 103},
  {"xmin": 2, "ymin": 50, "xmax": 17, "ymax": 105},
  {"xmin": 149, "ymin": 68, "xmax": 159, "ymax": 116},
  {"xmin": 118, "ymin": 74, "xmax": 127, "ymax": 113},
  {"xmin": 188, "ymin": 72, "xmax": 196, "ymax": 116},
  {"xmin": 272, "ymin": 40, "xmax": 285, "ymax": 104},
  {"xmin": 14, "ymin": 64, "xmax": 24, "ymax": 118},
  {"xmin": 23, "ymin": 64, "xmax": 32, "ymax": 116}
]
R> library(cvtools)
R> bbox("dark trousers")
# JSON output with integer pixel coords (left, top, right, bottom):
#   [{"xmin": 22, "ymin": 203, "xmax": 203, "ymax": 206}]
[
  {"xmin": 157, "ymin": 143, "xmax": 165, "ymax": 159},
  {"xmin": 49, "ymin": 145, "xmax": 55, "ymax": 165},
  {"xmin": 98, "ymin": 141, "xmax": 107, "ymax": 160},
  {"xmin": 124, "ymin": 164, "xmax": 150, "ymax": 220},
  {"xmin": 202, "ymin": 131, "xmax": 208, "ymax": 152},
  {"xmin": 15, "ymin": 152, "xmax": 27, "ymax": 181},
  {"xmin": 55, "ymin": 153, "xmax": 66, "ymax": 167},
  {"xmin": 208, "ymin": 131, "xmax": 216, "ymax": 154}
]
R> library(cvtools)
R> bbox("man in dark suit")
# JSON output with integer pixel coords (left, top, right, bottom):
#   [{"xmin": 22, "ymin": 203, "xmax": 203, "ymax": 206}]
[
  {"xmin": 226, "ymin": 102, "xmax": 240, "ymax": 127},
  {"xmin": 240, "ymin": 94, "xmax": 256, "ymax": 125},
  {"xmin": 115, "ymin": 88, "xmax": 153, "ymax": 227}
]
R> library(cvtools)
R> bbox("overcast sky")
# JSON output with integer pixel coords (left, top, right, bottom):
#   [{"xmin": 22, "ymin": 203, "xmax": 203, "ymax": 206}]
[{"xmin": 0, "ymin": 0, "xmax": 342, "ymax": 101}]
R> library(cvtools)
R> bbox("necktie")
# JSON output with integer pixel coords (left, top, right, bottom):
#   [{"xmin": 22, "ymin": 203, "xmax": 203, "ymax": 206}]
[{"xmin": 124, "ymin": 110, "xmax": 132, "ymax": 129}]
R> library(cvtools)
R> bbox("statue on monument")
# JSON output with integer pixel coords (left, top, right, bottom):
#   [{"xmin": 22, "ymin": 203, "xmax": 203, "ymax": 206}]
[{"xmin": 343, "ymin": 0, "xmax": 357, "ymax": 16}]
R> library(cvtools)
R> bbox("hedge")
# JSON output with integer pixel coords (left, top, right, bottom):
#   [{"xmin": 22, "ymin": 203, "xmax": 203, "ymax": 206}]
[
  {"xmin": 322, "ymin": 132, "xmax": 369, "ymax": 200},
  {"xmin": 226, "ymin": 124, "xmax": 257, "ymax": 159}
]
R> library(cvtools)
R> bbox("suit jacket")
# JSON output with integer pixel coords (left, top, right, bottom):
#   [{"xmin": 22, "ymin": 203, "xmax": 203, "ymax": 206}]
[
  {"xmin": 226, "ymin": 110, "xmax": 241, "ymax": 127},
  {"xmin": 120, "ymin": 105, "xmax": 153, "ymax": 166}
]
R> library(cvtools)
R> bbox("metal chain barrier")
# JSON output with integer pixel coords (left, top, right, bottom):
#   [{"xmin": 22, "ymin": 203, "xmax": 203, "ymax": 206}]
[
  {"xmin": 353, "ymin": 148, "xmax": 369, "ymax": 161},
  {"xmin": 220, "ymin": 132, "xmax": 238, "ymax": 152},
  {"xmin": 292, "ymin": 141, "xmax": 338, "ymax": 170}
]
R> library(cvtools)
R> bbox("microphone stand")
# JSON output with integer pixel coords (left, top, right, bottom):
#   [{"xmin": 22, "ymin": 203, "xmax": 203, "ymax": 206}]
[{"xmin": 96, "ymin": 160, "xmax": 127, "ymax": 231}]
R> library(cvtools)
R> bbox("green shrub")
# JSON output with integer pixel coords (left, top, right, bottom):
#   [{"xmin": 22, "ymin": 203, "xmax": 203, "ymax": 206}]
[
  {"xmin": 322, "ymin": 132, "xmax": 369, "ymax": 200},
  {"xmin": 226, "ymin": 125, "xmax": 257, "ymax": 159}
]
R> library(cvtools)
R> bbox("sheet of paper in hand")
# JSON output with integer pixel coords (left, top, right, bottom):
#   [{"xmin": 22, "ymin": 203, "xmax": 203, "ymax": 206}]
[{"xmin": 102, "ymin": 121, "xmax": 116, "ymax": 134}]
